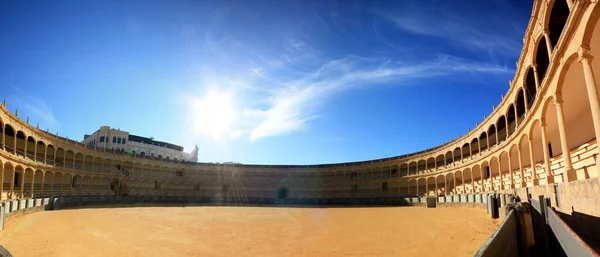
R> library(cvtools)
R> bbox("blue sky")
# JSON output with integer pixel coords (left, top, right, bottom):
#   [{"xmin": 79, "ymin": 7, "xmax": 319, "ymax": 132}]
[{"xmin": 0, "ymin": 0, "xmax": 533, "ymax": 165}]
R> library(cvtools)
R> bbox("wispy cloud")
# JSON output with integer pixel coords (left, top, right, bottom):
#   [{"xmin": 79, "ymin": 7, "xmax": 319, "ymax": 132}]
[
  {"xmin": 377, "ymin": 5, "xmax": 524, "ymax": 57},
  {"xmin": 180, "ymin": 1, "xmax": 519, "ymax": 143},
  {"xmin": 5, "ymin": 87, "xmax": 61, "ymax": 132}
]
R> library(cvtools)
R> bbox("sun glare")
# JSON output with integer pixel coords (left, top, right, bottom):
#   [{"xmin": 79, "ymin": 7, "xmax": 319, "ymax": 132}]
[{"xmin": 190, "ymin": 90, "xmax": 237, "ymax": 140}]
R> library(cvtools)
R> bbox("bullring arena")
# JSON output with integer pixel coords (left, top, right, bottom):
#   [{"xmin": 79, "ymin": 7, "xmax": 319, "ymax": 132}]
[{"xmin": 0, "ymin": 0, "xmax": 600, "ymax": 256}]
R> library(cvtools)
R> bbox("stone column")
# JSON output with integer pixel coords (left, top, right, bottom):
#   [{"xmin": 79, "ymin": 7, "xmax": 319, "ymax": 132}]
[
  {"xmin": 566, "ymin": 0, "xmax": 573, "ymax": 9},
  {"xmin": 544, "ymin": 30, "xmax": 553, "ymax": 57},
  {"xmin": 9, "ymin": 167, "xmax": 15, "ymax": 199},
  {"xmin": 0, "ymin": 166, "xmax": 3, "ymax": 201},
  {"xmin": 20, "ymin": 170, "xmax": 25, "ymax": 198},
  {"xmin": 425, "ymin": 180, "xmax": 428, "ymax": 197},
  {"xmin": 30, "ymin": 171, "xmax": 35, "ymax": 198},
  {"xmin": 508, "ymin": 152, "xmax": 514, "ymax": 189},
  {"xmin": 1, "ymin": 125, "xmax": 4, "ymax": 151},
  {"xmin": 540, "ymin": 120, "xmax": 554, "ymax": 184},
  {"xmin": 43, "ymin": 145, "xmax": 48, "ymax": 164},
  {"xmin": 40, "ymin": 172, "xmax": 45, "ymax": 197},
  {"xmin": 528, "ymin": 136, "xmax": 537, "ymax": 185},
  {"xmin": 33, "ymin": 142, "xmax": 37, "ymax": 161},
  {"xmin": 554, "ymin": 93, "xmax": 576, "ymax": 181},
  {"xmin": 578, "ymin": 46, "xmax": 600, "ymax": 166},
  {"xmin": 49, "ymin": 173, "xmax": 54, "ymax": 198},
  {"xmin": 497, "ymin": 158, "xmax": 503, "ymax": 190},
  {"xmin": 444, "ymin": 176, "xmax": 448, "ymax": 195},
  {"xmin": 533, "ymin": 65, "xmax": 541, "ymax": 89},
  {"xmin": 453, "ymin": 173, "xmax": 457, "ymax": 194}
]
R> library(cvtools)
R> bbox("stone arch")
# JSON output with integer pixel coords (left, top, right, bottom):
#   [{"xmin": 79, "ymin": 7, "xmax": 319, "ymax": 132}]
[
  {"xmin": 4, "ymin": 124, "xmax": 15, "ymax": 153},
  {"xmin": 35, "ymin": 140, "xmax": 46, "ymax": 162},
  {"xmin": 399, "ymin": 163, "xmax": 408, "ymax": 176},
  {"xmin": 46, "ymin": 144, "xmax": 56, "ymax": 164},
  {"xmin": 461, "ymin": 142, "xmax": 470, "ymax": 160},
  {"xmin": 84, "ymin": 155, "xmax": 94, "ymax": 171},
  {"xmin": 436, "ymin": 175, "xmax": 445, "ymax": 196},
  {"xmin": 545, "ymin": 0, "xmax": 570, "ymax": 50},
  {"xmin": 417, "ymin": 159, "xmax": 426, "ymax": 173},
  {"xmin": 471, "ymin": 138, "xmax": 480, "ymax": 156},
  {"xmin": 408, "ymin": 161, "xmax": 417, "ymax": 175},
  {"xmin": 472, "ymin": 164, "xmax": 482, "ymax": 192},
  {"xmin": 445, "ymin": 151, "xmax": 453, "ymax": 166},
  {"xmin": 435, "ymin": 154, "xmax": 445, "ymax": 169},
  {"xmin": 534, "ymin": 35, "xmax": 550, "ymax": 86},
  {"xmin": 516, "ymin": 88, "xmax": 527, "ymax": 121},
  {"xmin": 507, "ymin": 104, "xmax": 517, "ymax": 137},
  {"xmin": 65, "ymin": 150, "xmax": 75, "ymax": 169},
  {"xmin": 26, "ymin": 136, "xmax": 35, "ymax": 160},
  {"xmin": 488, "ymin": 124, "xmax": 497, "ymax": 147},
  {"xmin": 455, "ymin": 170, "xmax": 463, "ymax": 194},
  {"xmin": 74, "ymin": 152, "xmax": 84, "ymax": 170},
  {"xmin": 480, "ymin": 131, "xmax": 489, "ymax": 152},
  {"xmin": 499, "ymin": 151, "xmax": 510, "ymax": 190},
  {"xmin": 426, "ymin": 157, "xmax": 435, "ymax": 170},
  {"xmin": 15, "ymin": 130, "xmax": 26, "ymax": 157}
]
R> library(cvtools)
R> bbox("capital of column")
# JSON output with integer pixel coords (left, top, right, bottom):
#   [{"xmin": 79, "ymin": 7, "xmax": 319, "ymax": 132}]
[
  {"xmin": 542, "ymin": 28, "xmax": 550, "ymax": 36},
  {"xmin": 554, "ymin": 93, "xmax": 564, "ymax": 105},
  {"xmin": 540, "ymin": 117, "xmax": 546, "ymax": 129},
  {"xmin": 578, "ymin": 45, "xmax": 594, "ymax": 63}
]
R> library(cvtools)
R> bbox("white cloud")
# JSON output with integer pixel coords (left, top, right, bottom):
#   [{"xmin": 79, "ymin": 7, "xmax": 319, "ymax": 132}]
[
  {"xmin": 6, "ymin": 87, "xmax": 61, "ymax": 132},
  {"xmin": 184, "ymin": 53, "xmax": 512, "ymax": 143}
]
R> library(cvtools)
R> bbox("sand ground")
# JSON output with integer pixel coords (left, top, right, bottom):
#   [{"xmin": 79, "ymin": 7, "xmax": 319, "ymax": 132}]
[{"xmin": 0, "ymin": 206, "xmax": 498, "ymax": 257}]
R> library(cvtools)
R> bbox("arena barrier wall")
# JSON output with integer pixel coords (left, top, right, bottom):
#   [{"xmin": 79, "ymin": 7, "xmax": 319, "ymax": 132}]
[{"xmin": 472, "ymin": 193, "xmax": 600, "ymax": 257}]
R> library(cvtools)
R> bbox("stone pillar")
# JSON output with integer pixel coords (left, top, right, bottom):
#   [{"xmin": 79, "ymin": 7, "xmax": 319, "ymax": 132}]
[
  {"xmin": 33, "ymin": 142, "xmax": 37, "ymax": 161},
  {"xmin": 544, "ymin": 30, "xmax": 553, "ymax": 57},
  {"xmin": 425, "ymin": 180, "xmax": 428, "ymax": 197},
  {"xmin": 453, "ymin": 173, "xmax": 457, "ymax": 194},
  {"xmin": 40, "ymin": 172, "xmax": 45, "ymax": 197},
  {"xmin": 566, "ymin": 0, "xmax": 573, "ymax": 9},
  {"xmin": 0, "ymin": 166, "xmax": 3, "ymax": 201},
  {"xmin": 9, "ymin": 167, "xmax": 14, "ymax": 199},
  {"xmin": 1, "ymin": 125, "xmax": 4, "ymax": 151},
  {"xmin": 49, "ymin": 173, "xmax": 54, "ymax": 198},
  {"xmin": 540, "ymin": 120, "xmax": 554, "ymax": 184},
  {"xmin": 533, "ymin": 65, "xmax": 541, "ymax": 89},
  {"xmin": 30, "ymin": 171, "xmax": 35, "ymax": 198},
  {"xmin": 578, "ymin": 46, "xmax": 600, "ymax": 167},
  {"xmin": 554, "ymin": 94, "xmax": 576, "ymax": 181},
  {"xmin": 20, "ymin": 170, "xmax": 25, "ymax": 199},
  {"xmin": 508, "ymin": 152, "xmax": 514, "ymax": 189},
  {"xmin": 43, "ymin": 145, "xmax": 47, "ymax": 164},
  {"xmin": 497, "ymin": 158, "xmax": 503, "ymax": 190},
  {"xmin": 528, "ymin": 136, "xmax": 537, "ymax": 185}
]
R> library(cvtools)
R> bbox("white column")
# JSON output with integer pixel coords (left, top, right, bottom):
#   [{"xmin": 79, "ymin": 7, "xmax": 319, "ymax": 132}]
[
  {"xmin": 544, "ymin": 30, "xmax": 553, "ymax": 57},
  {"xmin": 578, "ymin": 46, "xmax": 600, "ymax": 166},
  {"xmin": 528, "ymin": 136, "xmax": 537, "ymax": 185},
  {"xmin": 540, "ymin": 120, "xmax": 554, "ymax": 184},
  {"xmin": 554, "ymin": 93, "xmax": 575, "ymax": 182}
]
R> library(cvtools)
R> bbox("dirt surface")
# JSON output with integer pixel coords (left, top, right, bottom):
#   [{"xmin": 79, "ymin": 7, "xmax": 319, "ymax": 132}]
[{"xmin": 0, "ymin": 206, "xmax": 499, "ymax": 257}]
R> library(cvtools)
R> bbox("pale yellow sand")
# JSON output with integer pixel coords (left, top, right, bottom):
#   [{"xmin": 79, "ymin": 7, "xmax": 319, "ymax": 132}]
[{"xmin": 0, "ymin": 206, "xmax": 499, "ymax": 257}]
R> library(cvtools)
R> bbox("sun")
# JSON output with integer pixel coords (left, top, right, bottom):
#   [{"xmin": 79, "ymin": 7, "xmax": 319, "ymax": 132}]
[{"xmin": 189, "ymin": 90, "xmax": 237, "ymax": 140}]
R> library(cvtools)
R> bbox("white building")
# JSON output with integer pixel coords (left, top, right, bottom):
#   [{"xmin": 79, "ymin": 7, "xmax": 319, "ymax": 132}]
[{"xmin": 81, "ymin": 126, "xmax": 198, "ymax": 162}]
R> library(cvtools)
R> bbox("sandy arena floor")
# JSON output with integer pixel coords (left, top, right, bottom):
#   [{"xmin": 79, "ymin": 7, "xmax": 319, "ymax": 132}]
[{"xmin": 0, "ymin": 206, "xmax": 498, "ymax": 257}]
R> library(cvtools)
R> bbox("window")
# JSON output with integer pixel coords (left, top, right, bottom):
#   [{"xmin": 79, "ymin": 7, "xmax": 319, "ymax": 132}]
[
  {"xmin": 151, "ymin": 153, "xmax": 154, "ymax": 157},
  {"xmin": 140, "ymin": 152, "xmax": 145, "ymax": 156},
  {"xmin": 548, "ymin": 143, "xmax": 554, "ymax": 157},
  {"xmin": 117, "ymin": 137, "xmax": 121, "ymax": 144},
  {"xmin": 113, "ymin": 137, "xmax": 117, "ymax": 143},
  {"xmin": 100, "ymin": 136, "xmax": 105, "ymax": 142},
  {"xmin": 382, "ymin": 182, "xmax": 388, "ymax": 191},
  {"xmin": 122, "ymin": 139, "xmax": 126, "ymax": 144}
]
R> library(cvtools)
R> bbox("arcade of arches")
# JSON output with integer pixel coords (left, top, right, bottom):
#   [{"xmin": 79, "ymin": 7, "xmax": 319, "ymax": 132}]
[{"xmin": 0, "ymin": 0, "xmax": 599, "ymax": 201}]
